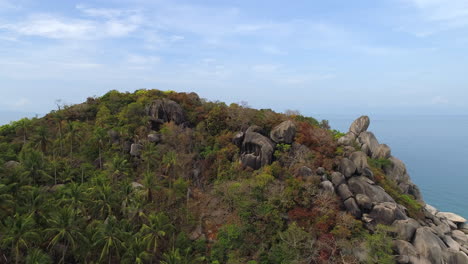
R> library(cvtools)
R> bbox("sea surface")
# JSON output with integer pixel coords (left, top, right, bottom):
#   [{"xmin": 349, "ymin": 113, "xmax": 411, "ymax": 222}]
[{"xmin": 316, "ymin": 114, "xmax": 468, "ymax": 219}]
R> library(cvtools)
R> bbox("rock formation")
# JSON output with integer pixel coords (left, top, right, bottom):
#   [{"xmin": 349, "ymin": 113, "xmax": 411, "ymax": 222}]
[
  {"xmin": 239, "ymin": 125, "xmax": 276, "ymax": 170},
  {"xmin": 148, "ymin": 98, "xmax": 185, "ymax": 129},
  {"xmin": 335, "ymin": 116, "xmax": 468, "ymax": 263},
  {"xmin": 270, "ymin": 120, "xmax": 296, "ymax": 144}
]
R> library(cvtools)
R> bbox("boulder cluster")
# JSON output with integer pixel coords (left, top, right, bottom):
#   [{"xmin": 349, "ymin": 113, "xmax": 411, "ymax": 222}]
[
  {"xmin": 235, "ymin": 120, "xmax": 297, "ymax": 170},
  {"xmin": 129, "ymin": 98, "xmax": 186, "ymax": 157},
  {"xmin": 334, "ymin": 116, "xmax": 468, "ymax": 264}
]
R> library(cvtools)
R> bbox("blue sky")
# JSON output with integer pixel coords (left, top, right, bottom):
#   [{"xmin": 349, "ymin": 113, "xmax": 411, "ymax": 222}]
[{"xmin": 1, "ymin": 0, "xmax": 468, "ymax": 122}]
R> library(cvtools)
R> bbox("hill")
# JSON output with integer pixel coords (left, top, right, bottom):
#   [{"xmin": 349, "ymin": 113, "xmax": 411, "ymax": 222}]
[{"xmin": 0, "ymin": 89, "xmax": 467, "ymax": 264}]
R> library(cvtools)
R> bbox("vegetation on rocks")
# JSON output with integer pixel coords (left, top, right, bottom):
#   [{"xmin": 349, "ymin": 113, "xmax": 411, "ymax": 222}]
[{"xmin": 0, "ymin": 89, "xmax": 438, "ymax": 263}]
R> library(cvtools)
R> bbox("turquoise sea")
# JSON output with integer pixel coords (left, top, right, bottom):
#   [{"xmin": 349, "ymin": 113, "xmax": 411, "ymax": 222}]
[{"xmin": 320, "ymin": 114, "xmax": 468, "ymax": 219}]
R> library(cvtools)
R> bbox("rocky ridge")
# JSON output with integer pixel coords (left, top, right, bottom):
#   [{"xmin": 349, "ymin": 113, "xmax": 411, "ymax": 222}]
[{"xmin": 232, "ymin": 114, "xmax": 468, "ymax": 263}]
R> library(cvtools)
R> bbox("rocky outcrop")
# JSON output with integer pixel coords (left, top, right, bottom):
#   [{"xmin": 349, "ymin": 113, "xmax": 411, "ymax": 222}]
[
  {"xmin": 413, "ymin": 227, "xmax": 448, "ymax": 264},
  {"xmin": 393, "ymin": 218, "xmax": 420, "ymax": 241},
  {"xmin": 369, "ymin": 202, "xmax": 407, "ymax": 225},
  {"xmin": 372, "ymin": 143, "xmax": 391, "ymax": 159},
  {"xmin": 334, "ymin": 116, "xmax": 468, "ymax": 263},
  {"xmin": 437, "ymin": 212, "xmax": 467, "ymax": 224},
  {"xmin": 340, "ymin": 158, "xmax": 356, "ymax": 178},
  {"xmin": 240, "ymin": 126, "xmax": 275, "ymax": 170},
  {"xmin": 349, "ymin": 151, "xmax": 368, "ymax": 174},
  {"xmin": 270, "ymin": 120, "xmax": 296, "ymax": 144},
  {"xmin": 349, "ymin": 115, "xmax": 370, "ymax": 137},
  {"xmin": 148, "ymin": 98, "xmax": 185, "ymax": 129},
  {"xmin": 348, "ymin": 176, "xmax": 395, "ymax": 203}
]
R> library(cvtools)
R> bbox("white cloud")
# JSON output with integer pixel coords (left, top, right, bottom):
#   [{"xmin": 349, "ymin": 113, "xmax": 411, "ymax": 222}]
[
  {"xmin": 76, "ymin": 5, "xmax": 125, "ymax": 18},
  {"xmin": 400, "ymin": 0, "xmax": 468, "ymax": 35},
  {"xmin": 1, "ymin": 15, "xmax": 95, "ymax": 39}
]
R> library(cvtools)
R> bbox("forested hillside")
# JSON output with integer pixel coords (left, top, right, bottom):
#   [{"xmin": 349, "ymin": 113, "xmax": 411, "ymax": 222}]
[{"xmin": 0, "ymin": 90, "xmax": 465, "ymax": 264}]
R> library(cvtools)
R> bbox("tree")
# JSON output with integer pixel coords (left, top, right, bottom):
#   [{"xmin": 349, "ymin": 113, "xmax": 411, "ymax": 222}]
[
  {"xmin": 121, "ymin": 235, "xmax": 151, "ymax": 264},
  {"xmin": 92, "ymin": 128, "xmax": 107, "ymax": 169},
  {"xmin": 34, "ymin": 125, "xmax": 50, "ymax": 153},
  {"xmin": 19, "ymin": 147, "xmax": 50, "ymax": 184},
  {"xmin": 0, "ymin": 184, "xmax": 14, "ymax": 220},
  {"xmin": 45, "ymin": 207, "xmax": 87, "ymax": 264},
  {"xmin": 92, "ymin": 216, "xmax": 127, "ymax": 264},
  {"xmin": 0, "ymin": 214, "xmax": 41, "ymax": 264},
  {"xmin": 25, "ymin": 248, "xmax": 53, "ymax": 264},
  {"xmin": 140, "ymin": 212, "xmax": 173, "ymax": 260}
]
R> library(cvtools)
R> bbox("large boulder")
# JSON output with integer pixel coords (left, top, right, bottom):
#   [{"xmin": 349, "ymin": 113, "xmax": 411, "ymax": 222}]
[
  {"xmin": 130, "ymin": 143, "xmax": 143, "ymax": 156},
  {"xmin": 369, "ymin": 202, "xmax": 407, "ymax": 225},
  {"xmin": 384, "ymin": 156, "xmax": 422, "ymax": 200},
  {"xmin": 349, "ymin": 151, "xmax": 369, "ymax": 174},
  {"xmin": 355, "ymin": 194, "xmax": 373, "ymax": 211},
  {"xmin": 372, "ymin": 144, "xmax": 391, "ymax": 159},
  {"xmin": 148, "ymin": 98, "xmax": 185, "ymax": 129},
  {"xmin": 436, "ymin": 212, "xmax": 467, "ymax": 224},
  {"xmin": 232, "ymin": 132, "xmax": 245, "ymax": 147},
  {"xmin": 4, "ymin": 160, "xmax": 20, "ymax": 169},
  {"xmin": 340, "ymin": 158, "xmax": 357, "ymax": 178},
  {"xmin": 320, "ymin": 181, "xmax": 334, "ymax": 194},
  {"xmin": 451, "ymin": 230, "xmax": 468, "ymax": 245},
  {"xmin": 357, "ymin": 131, "xmax": 379, "ymax": 157},
  {"xmin": 413, "ymin": 227, "xmax": 448, "ymax": 264},
  {"xmin": 445, "ymin": 249, "xmax": 468, "ymax": 264},
  {"xmin": 348, "ymin": 176, "xmax": 395, "ymax": 203},
  {"xmin": 337, "ymin": 132, "xmax": 356, "ymax": 146},
  {"xmin": 393, "ymin": 240, "xmax": 419, "ymax": 258},
  {"xmin": 384, "ymin": 156, "xmax": 409, "ymax": 183},
  {"xmin": 344, "ymin": 197, "xmax": 361, "ymax": 218},
  {"xmin": 349, "ymin": 115, "xmax": 370, "ymax": 137},
  {"xmin": 392, "ymin": 218, "xmax": 420, "ymax": 241},
  {"xmin": 148, "ymin": 133, "xmax": 161, "ymax": 143},
  {"xmin": 337, "ymin": 184, "xmax": 353, "ymax": 200},
  {"xmin": 240, "ymin": 126, "xmax": 275, "ymax": 170},
  {"xmin": 331, "ymin": 172, "xmax": 345, "ymax": 186},
  {"xmin": 270, "ymin": 120, "xmax": 296, "ymax": 144}
]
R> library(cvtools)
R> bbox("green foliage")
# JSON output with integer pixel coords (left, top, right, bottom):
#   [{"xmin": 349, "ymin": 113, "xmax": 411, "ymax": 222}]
[
  {"xmin": 332, "ymin": 129, "xmax": 346, "ymax": 140},
  {"xmin": 365, "ymin": 225, "xmax": 395, "ymax": 264},
  {"xmin": 0, "ymin": 89, "xmax": 403, "ymax": 263},
  {"xmin": 211, "ymin": 224, "xmax": 243, "ymax": 262},
  {"xmin": 267, "ymin": 222, "xmax": 315, "ymax": 264},
  {"xmin": 368, "ymin": 158, "xmax": 392, "ymax": 170}
]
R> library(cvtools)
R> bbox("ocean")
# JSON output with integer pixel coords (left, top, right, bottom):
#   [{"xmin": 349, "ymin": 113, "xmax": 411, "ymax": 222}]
[{"xmin": 320, "ymin": 114, "xmax": 468, "ymax": 219}]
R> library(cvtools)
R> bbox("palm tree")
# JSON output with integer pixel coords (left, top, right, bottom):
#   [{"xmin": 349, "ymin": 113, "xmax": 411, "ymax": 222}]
[
  {"xmin": 34, "ymin": 125, "xmax": 50, "ymax": 153},
  {"xmin": 140, "ymin": 212, "xmax": 173, "ymax": 261},
  {"xmin": 21, "ymin": 187, "xmax": 50, "ymax": 226},
  {"xmin": 88, "ymin": 182, "xmax": 116, "ymax": 219},
  {"xmin": 92, "ymin": 216, "xmax": 127, "ymax": 264},
  {"xmin": 25, "ymin": 248, "xmax": 52, "ymax": 264},
  {"xmin": 0, "ymin": 214, "xmax": 41, "ymax": 264},
  {"xmin": 93, "ymin": 128, "xmax": 107, "ymax": 169},
  {"xmin": 0, "ymin": 184, "xmax": 14, "ymax": 220},
  {"xmin": 142, "ymin": 171, "xmax": 158, "ymax": 203},
  {"xmin": 162, "ymin": 151, "xmax": 178, "ymax": 189},
  {"xmin": 141, "ymin": 143, "xmax": 159, "ymax": 174},
  {"xmin": 59, "ymin": 183, "xmax": 88, "ymax": 215},
  {"xmin": 19, "ymin": 147, "xmax": 51, "ymax": 184},
  {"xmin": 105, "ymin": 155, "xmax": 130, "ymax": 183},
  {"xmin": 160, "ymin": 248, "xmax": 205, "ymax": 264},
  {"xmin": 45, "ymin": 207, "xmax": 87, "ymax": 264},
  {"xmin": 121, "ymin": 235, "xmax": 151, "ymax": 264}
]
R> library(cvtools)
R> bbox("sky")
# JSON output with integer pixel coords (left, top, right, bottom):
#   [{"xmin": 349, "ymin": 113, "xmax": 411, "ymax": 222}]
[{"xmin": 1, "ymin": 0, "xmax": 468, "ymax": 123}]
